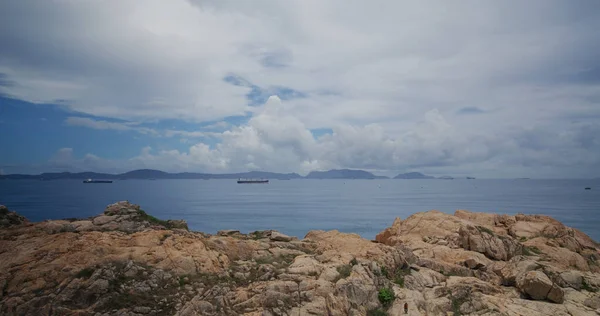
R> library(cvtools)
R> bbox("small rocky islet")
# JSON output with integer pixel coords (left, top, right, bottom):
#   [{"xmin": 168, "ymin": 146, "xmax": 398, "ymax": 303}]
[{"xmin": 1, "ymin": 202, "xmax": 599, "ymax": 316}]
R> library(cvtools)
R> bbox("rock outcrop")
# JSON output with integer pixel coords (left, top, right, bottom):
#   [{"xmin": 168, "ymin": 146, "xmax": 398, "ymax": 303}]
[
  {"xmin": 1, "ymin": 203, "xmax": 599, "ymax": 315},
  {"xmin": 0, "ymin": 205, "xmax": 28, "ymax": 227}
]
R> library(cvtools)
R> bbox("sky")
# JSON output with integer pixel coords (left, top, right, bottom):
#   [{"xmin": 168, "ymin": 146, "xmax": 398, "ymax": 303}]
[{"xmin": 1, "ymin": 1, "xmax": 599, "ymax": 178}]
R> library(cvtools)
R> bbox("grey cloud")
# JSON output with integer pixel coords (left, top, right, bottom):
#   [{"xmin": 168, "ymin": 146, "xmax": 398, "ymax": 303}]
[
  {"xmin": 457, "ymin": 107, "xmax": 486, "ymax": 115},
  {"xmin": 65, "ymin": 117, "xmax": 158, "ymax": 135},
  {"xmin": 65, "ymin": 117, "xmax": 218, "ymax": 139}
]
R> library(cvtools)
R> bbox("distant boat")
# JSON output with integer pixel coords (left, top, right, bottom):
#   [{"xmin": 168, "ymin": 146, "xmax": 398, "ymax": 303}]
[
  {"xmin": 466, "ymin": 177, "xmax": 476, "ymax": 180},
  {"xmin": 237, "ymin": 178, "xmax": 269, "ymax": 184},
  {"xmin": 83, "ymin": 179, "xmax": 113, "ymax": 183},
  {"xmin": 585, "ymin": 187, "xmax": 592, "ymax": 190}
]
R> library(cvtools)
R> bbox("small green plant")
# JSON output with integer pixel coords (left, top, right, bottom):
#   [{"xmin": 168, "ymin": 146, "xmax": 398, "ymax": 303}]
[
  {"xmin": 519, "ymin": 236, "xmax": 527, "ymax": 242},
  {"xmin": 350, "ymin": 258, "xmax": 358, "ymax": 266},
  {"xmin": 377, "ymin": 288, "xmax": 395, "ymax": 306},
  {"xmin": 336, "ymin": 264, "xmax": 352, "ymax": 280},
  {"xmin": 582, "ymin": 279, "xmax": 598, "ymax": 292},
  {"xmin": 451, "ymin": 297, "xmax": 466, "ymax": 316},
  {"xmin": 75, "ymin": 267, "xmax": 95, "ymax": 279},
  {"xmin": 476, "ymin": 226, "xmax": 494, "ymax": 235},
  {"xmin": 250, "ymin": 231, "xmax": 267, "ymax": 240},
  {"xmin": 367, "ymin": 308, "xmax": 388, "ymax": 316},
  {"xmin": 178, "ymin": 275, "xmax": 188, "ymax": 287},
  {"xmin": 380, "ymin": 266, "xmax": 389, "ymax": 278},
  {"xmin": 522, "ymin": 246, "xmax": 542, "ymax": 256}
]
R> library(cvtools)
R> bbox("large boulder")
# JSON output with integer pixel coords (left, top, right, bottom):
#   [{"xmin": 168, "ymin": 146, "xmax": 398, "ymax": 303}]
[
  {"xmin": 270, "ymin": 231, "xmax": 293, "ymax": 242},
  {"xmin": 497, "ymin": 257, "xmax": 538, "ymax": 286},
  {"xmin": 516, "ymin": 271, "xmax": 564, "ymax": 303},
  {"xmin": 559, "ymin": 271, "xmax": 584, "ymax": 290}
]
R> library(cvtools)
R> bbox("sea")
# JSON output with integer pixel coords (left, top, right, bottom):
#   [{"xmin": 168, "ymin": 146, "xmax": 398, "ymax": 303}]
[{"xmin": 1, "ymin": 179, "xmax": 599, "ymax": 241}]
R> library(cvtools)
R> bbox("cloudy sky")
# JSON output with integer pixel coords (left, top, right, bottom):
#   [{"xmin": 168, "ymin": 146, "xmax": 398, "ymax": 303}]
[{"xmin": 1, "ymin": 0, "xmax": 599, "ymax": 178}]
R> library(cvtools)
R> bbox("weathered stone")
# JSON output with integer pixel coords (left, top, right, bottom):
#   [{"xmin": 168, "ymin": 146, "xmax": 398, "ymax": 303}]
[
  {"xmin": 217, "ymin": 230, "xmax": 241, "ymax": 236},
  {"xmin": 133, "ymin": 306, "xmax": 152, "ymax": 314},
  {"xmin": 517, "ymin": 271, "xmax": 564, "ymax": 303},
  {"xmin": 458, "ymin": 224, "xmax": 522, "ymax": 261},
  {"xmin": 559, "ymin": 271, "xmax": 584, "ymax": 290},
  {"xmin": 93, "ymin": 215, "xmax": 116, "ymax": 226},
  {"xmin": 583, "ymin": 296, "xmax": 600, "ymax": 309},
  {"xmin": 270, "ymin": 231, "xmax": 293, "ymax": 242},
  {"xmin": 464, "ymin": 257, "xmax": 487, "ymax": 270}
]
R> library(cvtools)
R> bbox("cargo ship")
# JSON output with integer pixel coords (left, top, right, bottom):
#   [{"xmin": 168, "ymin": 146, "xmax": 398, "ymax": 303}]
[
  {"xmin": 237, "ymin": 178, "xmax": 269, "ymax": 184},
  {"xmin": 83, "ymin": 179, "xmax": 113, "ymax": 183}
]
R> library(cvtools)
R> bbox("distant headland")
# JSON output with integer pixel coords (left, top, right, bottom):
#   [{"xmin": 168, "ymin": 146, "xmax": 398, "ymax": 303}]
[{"xmin": 0, "ymin": 168, "xmax": 465, "ymax": 180}]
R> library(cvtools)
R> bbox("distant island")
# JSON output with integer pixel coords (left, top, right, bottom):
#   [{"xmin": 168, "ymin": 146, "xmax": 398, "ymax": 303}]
[
  {"xmin": 0, "ymin": 169, "xmax": 303, "ymax": 181},
  {"xmin": 0, "ymin": 168, "xmax": 387, "ymax": 180},
  {"xmin": 305, "ymin": 169, "xmax": 388, "ymax": 179},
  {"xmin": 0, "ymin": 169, "xmax": 465, "ymax": 181},
  {"xmin": 393, "ymin": 172, "xmax": 434, "ymax": 179}
]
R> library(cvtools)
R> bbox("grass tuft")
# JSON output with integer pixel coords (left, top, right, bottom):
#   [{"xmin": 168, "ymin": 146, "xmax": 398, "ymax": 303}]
[
  {"xmin": 367, "ymin": 308, "xmax": 388, "ymax": 316},
  {"xmin": 476, "ymin": 226, "xmax": 494, "ymax": 235}
]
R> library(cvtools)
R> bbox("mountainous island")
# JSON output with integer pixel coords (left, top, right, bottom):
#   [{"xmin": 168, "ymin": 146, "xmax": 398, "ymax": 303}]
[
  {"xmin": 393, "ymin": 172, "xmax": 435, "ymax": 179},
  {"xmin": 0, "ymin": 169, "xmax": 469, "ymax": 181},
  {"xmin": 1, "ymin": 201, "xmax": 599, "ymax": 315},
  {"xmin": 305, "ymin": 169, "xmax": 388, "ymax": 179},
  {"xmin": 0, "ymin": 168, "xmax": 390, "ymax": 180},
  {"xmin": 0, "ymin": 169, "xmax": 303, "ymax": 180}
]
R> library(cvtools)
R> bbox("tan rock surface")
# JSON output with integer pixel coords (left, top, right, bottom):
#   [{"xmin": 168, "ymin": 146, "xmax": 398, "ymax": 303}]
[{"xmin": 1, "ymin": 203, "xmax": 599, "ymax": 315}]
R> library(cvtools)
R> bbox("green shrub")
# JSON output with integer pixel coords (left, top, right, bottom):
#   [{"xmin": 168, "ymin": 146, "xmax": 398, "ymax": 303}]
[
  {"xmin": 377, "ymin": 288, "xmax": 395, "ymax": 306},
  {"xmin": 75, "ymin": 267, "xmax": 95, "ymax": 279},
  {"xmin": 393, "ymin": 267, "xmax": 410, "ymax": 287},
  {"xmin": 367, "ymin": 308, "xmax": 388, "ymax": 316},
  {"xmin": 350, "ymin": 258, "xmax": 359, "ymax": 266},
  {"xmin": 336, "ymin": 264, "xmax": 352, "ymax": 280}
]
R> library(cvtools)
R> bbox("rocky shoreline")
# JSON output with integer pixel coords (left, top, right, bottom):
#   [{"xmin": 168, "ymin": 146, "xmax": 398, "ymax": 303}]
[{"xmin": 1, "ymin": 202, "xmax": 599, "ymax": 316}]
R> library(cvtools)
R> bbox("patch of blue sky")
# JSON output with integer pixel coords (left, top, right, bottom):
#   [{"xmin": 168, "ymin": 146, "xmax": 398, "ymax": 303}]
[
  {"xmin": 310, "ymin": 128, "xmax": 333, "ymax": 139},
  {"xmin": 0, "ymin": 96, "xmax": 156, "ymax": 162},
  {"xmin": 224, "ymin": 74, "xmax": 306, "ymax": 106}
]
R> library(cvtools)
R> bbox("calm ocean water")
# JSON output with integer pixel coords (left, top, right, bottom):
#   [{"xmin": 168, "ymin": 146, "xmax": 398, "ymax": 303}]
[{"xmin": 1, "ymin": 179, "xmax": 599, "ymax": 241}]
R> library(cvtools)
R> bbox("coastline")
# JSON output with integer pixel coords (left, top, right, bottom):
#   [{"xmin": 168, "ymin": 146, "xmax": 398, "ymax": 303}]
[{"xmin": 1, "ymin": 202, "xmax": 599, "ymax": 315}]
